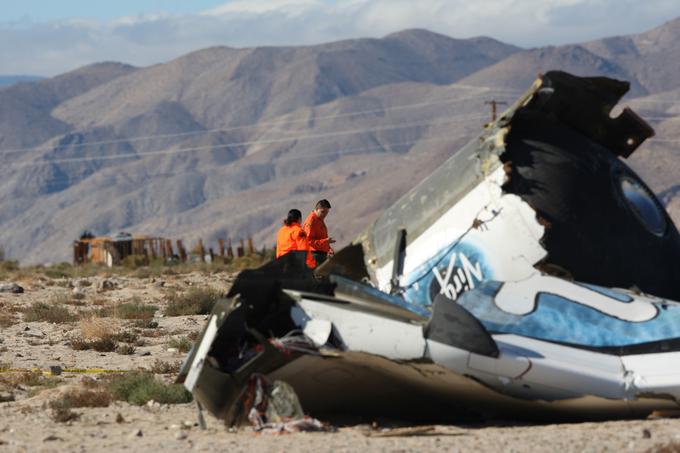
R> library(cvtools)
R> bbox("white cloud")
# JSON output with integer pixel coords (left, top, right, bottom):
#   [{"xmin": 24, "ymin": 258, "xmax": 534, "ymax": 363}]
[{"xmin": 2, "ymin": 0, "xmax": 680, "ymax": 76}]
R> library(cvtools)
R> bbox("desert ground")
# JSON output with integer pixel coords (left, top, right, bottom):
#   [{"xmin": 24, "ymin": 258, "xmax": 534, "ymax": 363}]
[{"xmin": 1, "ymin": 264, "xmax": 679, "ymax": 453}]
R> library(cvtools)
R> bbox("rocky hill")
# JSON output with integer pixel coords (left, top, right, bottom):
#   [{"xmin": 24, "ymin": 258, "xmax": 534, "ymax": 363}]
[
  {"xmin": 0, "ymin": 23, "xmax": 679, "ymax": 264},
  {"xmin": 0, "ymin": 75, "xmax": 44, "ymax": 88}
]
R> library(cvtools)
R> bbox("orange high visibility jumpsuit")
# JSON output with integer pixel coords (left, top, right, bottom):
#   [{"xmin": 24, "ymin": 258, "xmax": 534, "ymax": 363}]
[
  {"xmin": 303, "ymin": 211, "xmax": 333, "ymax": 254},
  {"xmin": 276, "ymin": 222, "xmax": 308, "ymax": 258}
]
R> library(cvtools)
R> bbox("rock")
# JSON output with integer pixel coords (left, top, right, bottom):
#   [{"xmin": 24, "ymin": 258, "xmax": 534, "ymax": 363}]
[
  {"xmin": 129, "ymin": 429, "xmax": 143, "ymax": 438},
  {"xmin": 98, "ymin": 279, "xmax": 117, "ymax": 291},
  {"xmin": 43, "ymin": 435, "xmax": 63, "ymax": 442},
  {"xmin": 154, "ymin": 281, "xmax": 165, "ymax": 288},
  {"xmin": 642, "ymin": 428, "xmax": 652, "ymax": 439},
  {"xmin": 74, "ymin": 278, "xmax": 92, "ymax": 288},
  {"xmin": 167, "ymin": 348, "xmax": 178, "ymax": 353},
  {"xmin": 23, "ymin": 330, "xmax": 45, "ymax": 338},
  {"xmin": 0, "ymin": 393, "xmax": 15, "ymax": 403},
  {"xmin": 116, "ymin": 413, "xmax": 125, "ymax": 424},
  {"xmin": 140, "ymin": 351, "xmax": 151, "ymax": 357},
  {"xmin": 0, "ymin": 283, "xmax": 23, "ymax": 294},
  {"xmin": 176, "ymin": 431, "xmax": 188, "ymax": 440}
]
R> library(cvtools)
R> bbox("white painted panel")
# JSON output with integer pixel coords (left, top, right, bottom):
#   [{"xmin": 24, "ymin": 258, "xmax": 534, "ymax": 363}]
[
  {"xmin": 297, "ymin": 298, "xmax": 426, "ymax": 360},
  {"xmin": 184, "ymin": 315, "xmax": 218, "ymax": 392},
  {"xmin": 377, "ymin": 166, "xmax": 546, "ymax": 296},
  {"xmin": 490, "ymin": 335, "xmax": 627, "ymax": 400},
  {"xmin": 622, "ymin": 352, "xmax": 680, "ymax": 399}
]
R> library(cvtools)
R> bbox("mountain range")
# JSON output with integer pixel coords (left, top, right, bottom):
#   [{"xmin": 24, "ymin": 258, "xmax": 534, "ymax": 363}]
[{"xmin": 1, "ymin": 19, "xmax": 680, "ymax": 264}]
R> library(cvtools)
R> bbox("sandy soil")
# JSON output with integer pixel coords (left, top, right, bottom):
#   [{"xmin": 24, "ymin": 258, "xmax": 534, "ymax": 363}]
[{"xmin": 0, "ymin": 273, "xmax": 679, "ymax": 452}]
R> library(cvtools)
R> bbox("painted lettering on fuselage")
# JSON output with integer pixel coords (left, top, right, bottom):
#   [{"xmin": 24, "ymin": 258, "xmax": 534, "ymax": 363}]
[{"xmin": 431, "ymin": 252, "xmax": 483, "ymax": 301}]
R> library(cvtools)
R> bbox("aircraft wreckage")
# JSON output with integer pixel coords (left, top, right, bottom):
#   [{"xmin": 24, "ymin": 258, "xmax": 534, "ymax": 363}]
[{"xmin": 178, "ymin": 71, "xmax": 680, "ymax": 424}]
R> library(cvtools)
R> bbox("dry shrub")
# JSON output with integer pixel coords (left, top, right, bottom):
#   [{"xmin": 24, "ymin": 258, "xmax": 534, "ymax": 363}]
[
  {"xmin": 149, "ymin": 360, "xmax": 181, "ymax": 375},
  {"xmin": 107, "ymin": 372, "xmax": 191, "ymax": 405},
  {"xmin": 0, "ymin": 370, "xmax": 61, "ymax": 390},
  {"xmin": 165, "ymin": 287, "xmax": 221, "ymax": 316},
  {"xmin": 53, "ymin": 388, "xmax": 112, "ymax": 408},
  {"xmin": 70, "ymin": 337, "xmax": 117, "ymax": 352},
  {"xmin": 0, "ymin": 313, "xmax": 17, "ymax": 328},
  {"xmin": 115, "ymin": 344, "xmax": 136, "ymax": 355},
  {"xmin": 187, "ymin": 330, "xmax": 200, "ymax": 341},
  {"xmin": 51, "ymin": 407, "xmax": 80, "ymax": 423},
  {"xmin": 140, "ymin": 328, "xmax": 166, "ymax": 338},
  {"xmin": 80, "ymin": 317, "xmax": 116, "ymax": 341},
  {"xmin": 22, "ymin": 303, "xmax": 75, "ymax": 323},
  {"xmin": 168, "ymin": 336, "xmax": 192, "ymax": 353},
  {"xmin": 0, "ymin": 371, "xmax": 41, "ymax": 388},
  {"xmin": 49, "ymin": 388, "xmax": 111, "ymax": 422},
  {"xmin": 72, "ymin": 317, "xmax": 118, "ymax": 352},
  {"xmin": 114, "ymin": 299, "xmax": 157, "ymax": 320},
  {"xmin": 111, "ymin": 331, "xmax": 138, "ymax": 344}
]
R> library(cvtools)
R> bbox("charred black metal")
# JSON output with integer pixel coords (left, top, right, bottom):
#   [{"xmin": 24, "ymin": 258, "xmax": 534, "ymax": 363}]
[{"xmin": 502, "ymin": 71, "xmax": 680, "ymax": 300}]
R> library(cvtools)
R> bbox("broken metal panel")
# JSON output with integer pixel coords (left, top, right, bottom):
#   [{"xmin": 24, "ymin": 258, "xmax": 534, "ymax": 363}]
[
  {"xmin": 287, "ymin": 291, "xmax": 427, "ymax": 361},
  {"xmin": 502, "ymin": 76, "xmax": 680, "ymax": 300},
  {"xmin": 621, "ymin": 353, "xmax": 680, "ymax": 397},
  {"xmin": 478, "ymin": 335, "xmax": 629, "ymax": 401},
  {"xmin": 354, "ymin": 80, "xmax": 541, "ymax": 279}
]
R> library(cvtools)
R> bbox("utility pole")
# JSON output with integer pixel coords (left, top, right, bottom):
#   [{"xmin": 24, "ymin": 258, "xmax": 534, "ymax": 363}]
[{"xmin": 484, "ymin": 100, "xmax": 508, "ymax": 122}]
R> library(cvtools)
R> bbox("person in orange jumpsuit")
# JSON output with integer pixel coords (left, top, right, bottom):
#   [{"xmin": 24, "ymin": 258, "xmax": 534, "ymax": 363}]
[
  {"xmin": 276, "ymin": 209, "xmax": 308, "ymax": 258},
  {"xmin": 303, "ymin": 199, "xmax": 336, "ymax": 266}
]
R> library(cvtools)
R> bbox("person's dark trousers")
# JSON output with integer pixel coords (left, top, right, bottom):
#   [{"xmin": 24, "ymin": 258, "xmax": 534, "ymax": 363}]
[{"xmin": 312, "ymin": 251, "xmax": 328, "ymax": 266}]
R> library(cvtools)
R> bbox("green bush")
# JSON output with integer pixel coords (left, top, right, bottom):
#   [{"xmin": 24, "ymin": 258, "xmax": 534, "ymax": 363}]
[
  {"xmin": 22, "ymin": 303, "xmax": 75, "ymax": 323},
  {"xmin": 107, "ymin": 373, "xmax": 192, "ymax": 405},
  {"xmin": 165, "ymin": 287, "xmax": 221, "ymax": 316},
  {"xmin": 168, "ymin": 336, "xmax": 192, "ymax": 353},
  {"xmin": 114, "ymin": 300, "xmax": 157, "ymax": 320}
]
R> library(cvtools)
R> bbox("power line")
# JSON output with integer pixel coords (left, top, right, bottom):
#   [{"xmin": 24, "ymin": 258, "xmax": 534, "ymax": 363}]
[
  {"xmin": 0, "ymin": 87, "xmax": 519, "ymax": 156},
  {"xmin": 7, "ymin": 113, "xmax": 488, "ymax": 168},
  {"xmin": 9, "ymin": 132, "xmax": 479, "ymax": 187}
]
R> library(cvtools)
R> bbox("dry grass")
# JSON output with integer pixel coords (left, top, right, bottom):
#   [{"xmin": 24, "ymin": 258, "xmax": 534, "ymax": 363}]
[
  {"xmin": 115, "ymin": 344, "xmax": 136, "ymax": 355},
  {"xmin": 0, "ymin": 370, "xmax": 62, "ymax": 392},
  {"xmin": 79, "ymin": 316, "xmax": 117, "ymax": 341},
  {"xmin": 22, "ymin": 302, "xmax": 75, "ymax": 323},
  {"xmin": 72, "ymin": 317, "xmax": 143, "ymax": 352},
  {"xmin": 113, "ymin": 299, "xmax": 157, "ymax": 320},
  {"xmin": 168, "ymin": 336, "xmax": 193, "ymax": 353},
  {"xmin": 149, "ymin": 360, "xmax": 181, "ymax": 375},
  {"xmin": 164, "ymin": 287, "xmax": 221, "ymax": 316},
  {"xmin": 0, "ymin": 312, "xmax": 17, "ymax": 327},
  {"xmin": 70, "ymin": 337, "xmax": 117, "ymax": 352},
  {"xmin": 57, "ymin": 388, "xmax": 113, "ymax": 408},
  {"xmin": 49, "ymin": 388, "xmax": 112, "ymax": 423}
]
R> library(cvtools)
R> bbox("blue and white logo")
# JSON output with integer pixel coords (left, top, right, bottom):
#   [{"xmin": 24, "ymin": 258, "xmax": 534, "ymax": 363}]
[{"xmin": 402, "ymin": 240, "xmax": 493, "ymax": 307}]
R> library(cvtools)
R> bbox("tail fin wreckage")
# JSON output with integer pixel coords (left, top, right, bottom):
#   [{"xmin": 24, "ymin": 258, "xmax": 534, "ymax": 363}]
[{"xmin": 178, "ymin": 71, "xmax": 680, "ymax": 428}]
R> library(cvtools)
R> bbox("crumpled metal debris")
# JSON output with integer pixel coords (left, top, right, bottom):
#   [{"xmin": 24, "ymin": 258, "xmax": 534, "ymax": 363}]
[{"xmin": 240, "ymin": 374, "xmax": 328, "ymax": 434}]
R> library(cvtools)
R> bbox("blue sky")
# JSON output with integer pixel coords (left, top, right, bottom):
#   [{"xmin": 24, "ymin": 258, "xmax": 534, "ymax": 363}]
[{"xmin": 3, "ymin": 0, "xmax": 680, "ymax": 76}]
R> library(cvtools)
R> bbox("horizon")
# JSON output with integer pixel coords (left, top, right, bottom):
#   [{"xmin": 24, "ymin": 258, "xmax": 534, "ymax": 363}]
[{"xmin": 3, "ymin": 0, "xmax": 680, "ymax": 76}]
